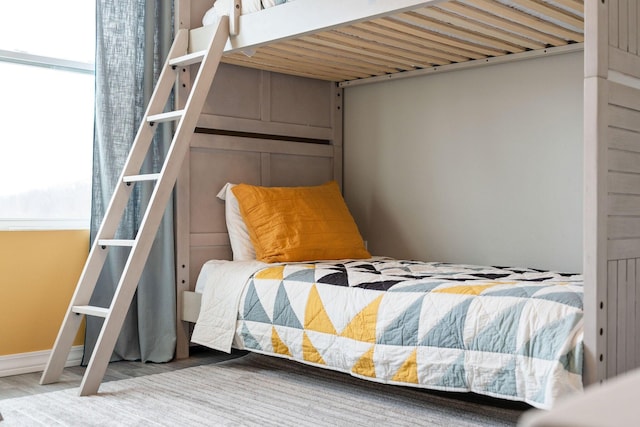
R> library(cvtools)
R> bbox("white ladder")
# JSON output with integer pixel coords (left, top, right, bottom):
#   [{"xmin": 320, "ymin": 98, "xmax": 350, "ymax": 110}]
[{"xmin": 40, "ymin": 16, "xmax": 231, "ymax": 396}]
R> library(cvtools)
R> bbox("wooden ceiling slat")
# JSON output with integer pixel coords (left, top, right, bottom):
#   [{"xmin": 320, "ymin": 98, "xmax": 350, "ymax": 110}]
[
  {"xmin": 510, "ymin": 0, "xmax": 584, "ymax": 29},
  {"xmin": 320, "ymin": 32, "xmax": 440, "ymax": 69},
  {"xmin": 273, "ymin": 41, "xmax": 398, "ymax": 76},
  {"xmin": 465, "ymin": 0, "xmax": 583, "ymax": 42},
  {"xmin": 311, "ymin": 31, "xmax": 431, "ymax": 69},
  {"xmin": 289, "ymin": 38, "xmax": 411, "ymax": 73},
  {"xmin": 402, "ymin": 10, "xmax": 520, "ymax": 53},
  {"xmin": 355, "ymin": 21, "xmax": 473, "ymax": 62},
  {"xmin": 336, "ymin": 25, "xmax": 456, "ymax": 65},
  {"xmin": 551, "ymin": 0, "xmax": 584, "ymax": 15},
  {"xmin": 258, "ymin": 46, "xmax": 374, "ymax": 79},
  {"xmin": 223, "ymin": 55, "xmax": 344, "ymax": 81},
  {"xmin": 441, "ymin": 1, "xmax": 568, "ymax": 46},
  {"xmin": 379, "ymin": 16, "xmax": 505, "ymax": 57},
  {"xmin": 369, "ymin": 18, "xmax": 486, "ymax": 60},
  {"xmin": 300, "ymin": 34, "xmax": 417, "ymax": 71},
  {"xmin": 420, "ymin": 7, "xmax": 546, "ymax": 50},
  {"xmin": 225, "ymin": 49, "xmax": 363, "ymax": 81},
  {"xmin": 318, "ymin": 30, "xmax": 434, "ymax": 67}
]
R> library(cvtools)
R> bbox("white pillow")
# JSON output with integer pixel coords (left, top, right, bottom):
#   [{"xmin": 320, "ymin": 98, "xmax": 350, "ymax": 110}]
[
  {"xmin": 203, "ymin": 0, "xmax": 262, "ymax": 26},
  {"xmin": 217, "ymin": 183, "xmax": 256, "ymax": 260},
  {"xmin": 262, "ymin": 0, "xmax": 289, "ymax": 9},
  {"xmin": 239, "ymin": 0, "xmax": 262, "ymax": 13}
]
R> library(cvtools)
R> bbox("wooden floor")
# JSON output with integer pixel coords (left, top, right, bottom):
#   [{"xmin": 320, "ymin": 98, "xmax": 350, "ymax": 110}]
[{"xmin": 0, "ymin": 346, "xmax": 247, "ymax": 400}]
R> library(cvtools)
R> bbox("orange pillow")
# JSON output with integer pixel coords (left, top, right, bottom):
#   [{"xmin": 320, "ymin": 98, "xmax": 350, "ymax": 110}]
[{"xmin": 231, "ymin": 181, "xmax": 371, "ymax": 263}]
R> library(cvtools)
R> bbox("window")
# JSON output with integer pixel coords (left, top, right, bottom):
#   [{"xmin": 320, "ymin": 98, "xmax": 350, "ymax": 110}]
[{"xmin": 0, "ymin": 1, "xmax": 95, "ymax": 230}]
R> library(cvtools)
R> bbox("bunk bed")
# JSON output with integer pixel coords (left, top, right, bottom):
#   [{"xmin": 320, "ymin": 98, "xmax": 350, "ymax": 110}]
[{"xmin": 173, "ymin": 0, "xmax": 640, "ymax": 411}]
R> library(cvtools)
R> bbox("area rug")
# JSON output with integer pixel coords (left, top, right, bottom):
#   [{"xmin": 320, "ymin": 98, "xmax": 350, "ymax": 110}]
[{"xmin": 0, "ymin": 352, "xmax": 527, "ymax": 426}]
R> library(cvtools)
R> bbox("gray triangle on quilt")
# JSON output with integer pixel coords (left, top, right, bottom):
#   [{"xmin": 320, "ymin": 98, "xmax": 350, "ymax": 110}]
[
  {"xmin": 435, "ymin": 352, "xmax": 468, "ymax": 389},
  {"xmin": 530, "ymin": 371, "xmax": 550, "ymax": 406},
  {"xmin": 419, "ymin": 299, "xmax": 473, "ymax": 349},
  {"xmin": 241, "ymin": 319, "xmax": 276, "ymax": 353},
  {"xmin": 272, "ymin": 282, "xmax": 303, "ymax": 329},
  {"xmin": 388, "ymin": 280, "xmax": 448, "ymax": 293},
  {"xmin": 243, "ymin": 280, "xmax": 272, "ymax": 324},
  {"xmin": 482, "ymin": 285, "xmax": 544, "ymax": 298},
  {"xmin": 284, "ymin": 267, "xmax": 316, "ymax": 283},
  {"xmin": 240, "ymin": 322, "xmax": 262, "ymax": 351},
  {"xmin": 377, "ymin": 296, "xmax": 425, "ymax": 346},
  {"xmin": 559, "ymin": 343, "xmax": 583, "ymax": 375},
  {"xmin": 469, "ymin": 301, "xmax": 527, "ymax": 354},
  {"xmin": 518, "ymin": 312, "xmax": 583, "ymax": 360},
  {"xmin": 482, "ymin": 356, "xmax": 519, "ymax": 398},
  {"xmin": 533, "ymin": 292, "xmax": 582, "ymax": 309},
  {"xmin": 378, "ymin": 264, "xmax": 413, "ymax": 274}
]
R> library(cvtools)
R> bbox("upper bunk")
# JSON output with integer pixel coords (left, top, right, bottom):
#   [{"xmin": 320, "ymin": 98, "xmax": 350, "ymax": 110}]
[{"xmin": 188, "ymin": 0, "xmax": 585, "ymax": 86}]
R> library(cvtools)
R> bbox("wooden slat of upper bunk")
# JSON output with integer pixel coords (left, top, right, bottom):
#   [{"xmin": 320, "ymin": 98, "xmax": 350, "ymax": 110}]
[{"xmin": 190, "ymin": 0, "xmax": 585, "ymax": 83}]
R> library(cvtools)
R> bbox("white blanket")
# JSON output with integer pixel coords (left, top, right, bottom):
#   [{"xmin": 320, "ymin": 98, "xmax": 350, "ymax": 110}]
[{"xmin": 191, "ymin": 260, "xmax": 267, "ymax": 352}]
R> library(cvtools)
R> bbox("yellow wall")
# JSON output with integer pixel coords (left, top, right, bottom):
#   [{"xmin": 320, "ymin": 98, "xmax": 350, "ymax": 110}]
[{"xmin": 0, "ymin": 230, "xmax": 89, "ymax": 356}]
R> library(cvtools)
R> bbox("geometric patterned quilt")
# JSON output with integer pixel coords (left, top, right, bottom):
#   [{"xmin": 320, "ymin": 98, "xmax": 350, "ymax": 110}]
[{"xmin": 233, "ymin": 258, "xmax": 584, "ymax": 409}]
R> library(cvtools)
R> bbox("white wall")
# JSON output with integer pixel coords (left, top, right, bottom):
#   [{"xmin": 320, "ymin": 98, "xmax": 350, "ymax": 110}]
[{"xmin": 343, "ymin": 51, "xmax": 583, "ymax": 273}]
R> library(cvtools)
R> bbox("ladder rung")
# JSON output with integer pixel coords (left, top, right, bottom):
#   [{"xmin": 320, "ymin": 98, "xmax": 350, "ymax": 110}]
[
  {"xmin": 147, "ymin": 110, "xmax": 184, "ymax": 124},
  {"xmin": 97, "ymin": 239, "xmax": 135, "ymax": 247},
  {"xmin": 170, "ymin": 50, "xmax": 206, "ymax": 67},
  {"xmin": 72, "ymin": 305, "xmax": 110, "ymax": 318},
  {"xmin": 123, "ymin": 173, "xmax": 161, "ymax": 183}
]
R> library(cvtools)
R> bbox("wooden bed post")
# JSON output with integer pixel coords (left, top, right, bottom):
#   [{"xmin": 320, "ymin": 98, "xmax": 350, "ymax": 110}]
[
  {"xmin": 174, "ymin": 0, "xmax": 195, "ymax": 360},
  {"xmin": 332, "ymin": 84, "xmax": 344, "ymax": 189},
  {"xmin": 583, "ymin": 0, "xmax": 609, "ymax": 387},
  {"xmin": 584, "ymin": 0, "xmax": 640, "ymax": 386}
]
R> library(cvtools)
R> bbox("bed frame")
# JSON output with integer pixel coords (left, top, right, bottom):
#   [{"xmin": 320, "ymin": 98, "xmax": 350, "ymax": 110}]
[{"xmin": 174, "ymin": 0, "xmax": 640, "ymax": 388}]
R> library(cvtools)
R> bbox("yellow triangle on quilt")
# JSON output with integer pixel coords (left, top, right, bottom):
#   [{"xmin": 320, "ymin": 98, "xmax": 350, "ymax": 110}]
[
  {"xmin": 256, "ymin": 265, "xmax": 285, "ymax": 280},
  {"xmin": 433, "ymin": 283, "xmax": 500, "ymax": 296},
  {"xmin": 271, "ymin": 326, "xmax": 292, "ymax": 356},
  {"xmin": 305, "ymin": 285, "xmax": 337, "ymax": 335},
  {"xmin": 392, "ymin": 349, "xmax": 419, "ymax": 384},
  {"xmin": 352, "ymin": 346, "xmax": 376, "ymax": 378},
  {"xmin": 302, "ymin": 332, "xmax": 326, "ymax": 365},
  {"xmin": 340, "ymin": 295, "xmax": 383, "ymax": 343}
]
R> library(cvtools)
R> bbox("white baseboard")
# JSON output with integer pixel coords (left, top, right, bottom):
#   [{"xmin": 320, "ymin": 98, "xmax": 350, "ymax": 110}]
[{"xmin": 0, "ymin": 346, "xmax": 84, "ymax": 378}]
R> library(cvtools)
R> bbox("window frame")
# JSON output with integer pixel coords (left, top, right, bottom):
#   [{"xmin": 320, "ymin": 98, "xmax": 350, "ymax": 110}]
[
  {"xmin": 0, "ymin": 49, "xmax": 94, "ymax": 74},
  {"xmin": 0, "ymin": 49, "xmax": 95, "ymax": 231}
]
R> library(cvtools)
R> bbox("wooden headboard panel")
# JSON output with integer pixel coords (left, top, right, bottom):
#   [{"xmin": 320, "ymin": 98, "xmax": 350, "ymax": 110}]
[
  {"xmin": 175, "ymin": 133, "xmax": 338, "ymax": 356},
  {"xmin": 175, "ymin": 62, "xmax": 341, "ymax": 356},
  {"xmin": 181, "ymin": 133, "xmax": 337, "ymax": 287}
]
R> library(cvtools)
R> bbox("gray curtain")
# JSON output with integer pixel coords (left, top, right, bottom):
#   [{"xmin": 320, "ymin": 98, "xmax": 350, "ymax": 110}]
[{"xmin": 84, "ymin": 0, "xmax": 175, "ymax": 364}]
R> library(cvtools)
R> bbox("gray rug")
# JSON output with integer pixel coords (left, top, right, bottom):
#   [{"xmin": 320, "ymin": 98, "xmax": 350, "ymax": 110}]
[{"xmin": 0, "ymin": 352, "xmax": 527, "ymax": 426}]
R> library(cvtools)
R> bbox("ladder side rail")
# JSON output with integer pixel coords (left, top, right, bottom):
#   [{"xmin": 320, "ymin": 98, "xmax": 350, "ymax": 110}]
[
  {"xmin": 78, "ymin": 17, "xmax": 230, "ymax": 396},
  {"xmin": 40, "ymin": 29, "xmax": 191, "ymax": 386},
  {"xmin": 172, "ymin": 19, "xmax": 229, "ymax": 150},
  {"xmin": 96, "ymin": 28, "xmax": 190, "ymax": 239}
]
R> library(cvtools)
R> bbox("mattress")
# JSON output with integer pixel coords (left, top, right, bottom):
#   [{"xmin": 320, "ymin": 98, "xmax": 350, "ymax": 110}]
[{"xmin": 192, "ymin": 258, "xmax": 584, "ymax": 409}]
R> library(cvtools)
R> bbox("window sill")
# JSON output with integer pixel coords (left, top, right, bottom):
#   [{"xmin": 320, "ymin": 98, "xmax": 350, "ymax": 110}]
[{"xmin": 0, "ymin": 219, "xmax": 90, "ymax": 231}]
